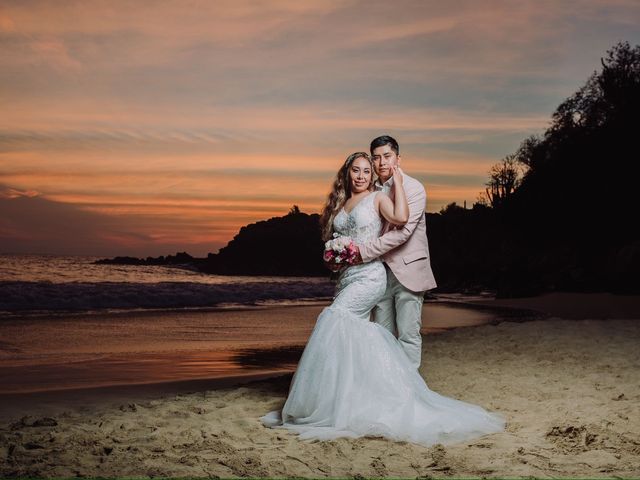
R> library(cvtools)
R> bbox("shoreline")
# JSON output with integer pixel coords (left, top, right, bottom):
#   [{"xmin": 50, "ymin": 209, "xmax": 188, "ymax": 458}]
[
  {"xmin": 0, "ymin": 298, "xmax": 334, "ymax": 321},
  {"xmin": 4, "ymin": 290, "xmax": 638, "ymax": 320}
]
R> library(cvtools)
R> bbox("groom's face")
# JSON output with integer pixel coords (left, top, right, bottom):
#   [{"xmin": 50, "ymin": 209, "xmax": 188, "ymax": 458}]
[{"xmin": 371, "ymin": 144, "xmax": 400, "ymax": 183}]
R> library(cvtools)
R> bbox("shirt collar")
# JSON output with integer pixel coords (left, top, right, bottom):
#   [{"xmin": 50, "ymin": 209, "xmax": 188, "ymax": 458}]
[{"xmin": 375, "ymin": 176, "xmax": 394, "ymax": 190}]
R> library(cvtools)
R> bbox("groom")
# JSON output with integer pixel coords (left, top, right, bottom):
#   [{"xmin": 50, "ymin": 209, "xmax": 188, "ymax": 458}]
[{"xmin": 354, "ymin": 135, "xmax": 437, "ymax": 369}]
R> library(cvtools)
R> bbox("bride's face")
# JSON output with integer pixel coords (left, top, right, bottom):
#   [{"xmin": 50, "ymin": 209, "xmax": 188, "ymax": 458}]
[{"xmin": 348, "ymin": 157, "xmax": 372, "ymax": 194}]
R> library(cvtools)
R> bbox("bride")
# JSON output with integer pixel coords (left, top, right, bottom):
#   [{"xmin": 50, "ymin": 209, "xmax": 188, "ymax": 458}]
[{"xmin": 261, "ymin": 152, "xmax": 505, "ymax": 446}]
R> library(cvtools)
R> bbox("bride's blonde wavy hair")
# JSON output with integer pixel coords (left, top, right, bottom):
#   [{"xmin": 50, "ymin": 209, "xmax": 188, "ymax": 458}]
[{"xmin": 319, "ymin": 152, "xmax": 375, "ymax": 242}]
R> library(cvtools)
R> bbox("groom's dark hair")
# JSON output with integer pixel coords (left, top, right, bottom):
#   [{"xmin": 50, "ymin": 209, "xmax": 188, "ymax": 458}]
[{"xmin": 370, "ymin": 135, "xmax": 399, "ymax": 155}]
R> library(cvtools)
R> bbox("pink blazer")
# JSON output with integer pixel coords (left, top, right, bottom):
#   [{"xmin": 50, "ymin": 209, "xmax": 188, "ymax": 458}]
[{"xmin": 359, "ymin": 173, "xmax": 437, "ymax": 293}]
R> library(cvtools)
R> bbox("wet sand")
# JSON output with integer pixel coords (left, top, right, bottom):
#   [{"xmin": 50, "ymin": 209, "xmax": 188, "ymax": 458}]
[
  {"xmin": 0, "ymin": 301, "xmax": 534, "ymax": 396},
  {"xmin": 1, "ymin": 294, "xmax": 639, "ymax": 477}
]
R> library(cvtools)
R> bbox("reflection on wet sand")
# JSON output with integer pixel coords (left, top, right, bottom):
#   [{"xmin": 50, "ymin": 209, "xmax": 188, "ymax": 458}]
[
  {"xmin": 0, "ymin": 349, "xmax": 293, "ymax": 395},
  {"xmin": 0, "ymin": 301, "xmax": 544, "ymax": 396},
  {"xmin": 232, "ymin": 345, "xmax": 304, "ymax": 370}
]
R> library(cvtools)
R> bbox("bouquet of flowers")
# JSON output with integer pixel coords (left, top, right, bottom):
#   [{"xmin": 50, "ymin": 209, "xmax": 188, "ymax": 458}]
[{"xmin": 323, "ymin": 234, "xmax": 359, "ymax": 266}]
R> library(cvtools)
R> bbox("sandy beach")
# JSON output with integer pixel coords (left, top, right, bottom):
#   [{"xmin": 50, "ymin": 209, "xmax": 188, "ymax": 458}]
[{"xmin": 1, "ymin": 293, "xmax": 639, "ymax": 478}]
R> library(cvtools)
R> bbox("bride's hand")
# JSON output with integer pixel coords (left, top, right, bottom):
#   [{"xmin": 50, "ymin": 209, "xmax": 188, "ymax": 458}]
[
  {"xmin": 391, "ymin": 165, "xmax": 404, "ymax": 186},
  {"xmin": 324, "ymin": 258, "xmax": 342, "ymax": 272}
]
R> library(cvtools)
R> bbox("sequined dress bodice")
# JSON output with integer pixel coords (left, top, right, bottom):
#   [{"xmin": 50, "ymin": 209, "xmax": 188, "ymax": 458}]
[
  {"xmin": 331, "ymin": 192, "xmax": 386, "ymax": 314},
  {"xmin": 333, "ymin": 191, "xmax": 383, "ymax": 246}
]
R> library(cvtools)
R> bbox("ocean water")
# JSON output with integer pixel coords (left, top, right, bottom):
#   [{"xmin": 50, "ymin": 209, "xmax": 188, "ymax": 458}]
[{"xmin": 0, "ymin": 254, "xmax": 334, "ymax": 314}]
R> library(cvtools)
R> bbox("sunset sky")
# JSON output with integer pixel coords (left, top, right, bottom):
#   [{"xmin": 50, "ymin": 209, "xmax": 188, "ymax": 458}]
[{"xmin": 1, "ymin": 0, "xmax": 639, "ymax": 256}]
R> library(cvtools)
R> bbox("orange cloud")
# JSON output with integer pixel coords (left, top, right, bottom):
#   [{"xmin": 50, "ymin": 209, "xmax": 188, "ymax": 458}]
[{"xmin": 0, "ymin": 10, "xmax": 15, "ymax": 32}]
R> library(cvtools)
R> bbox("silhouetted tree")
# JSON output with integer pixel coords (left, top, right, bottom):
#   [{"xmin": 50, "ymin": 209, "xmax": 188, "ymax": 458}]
[
  {"xmin": 512, "ymin": 41, "xmax": 639, "ymax": 224},
  {"xmin": 547, "ymin": 41, "xmax": 639, "ymax": 139},
  {"xmin": 473, "ymin": 194, "xmax": 490, "ymax": 209},
  {"xmin": 439, "ymin": 202, "xmax": 465, "ymax": 215},
  {"xmin": 288, "ymin": 205, "xmax": 301, "ymax": 215},
  {"xmin": 484, "ymin": 155, "xmax": 523, "ymax": 208},
  {"xmin": 514, "ymin": 135, "xmax": 545, "ymax": 170},
  {"xmin": 497, "ymin": 41, "xmax": 640, "ymax": 294}
]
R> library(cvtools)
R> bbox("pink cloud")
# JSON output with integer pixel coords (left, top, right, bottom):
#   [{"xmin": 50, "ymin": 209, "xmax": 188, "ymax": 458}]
[
  {"xmin": 29, "ymin": 36, "xmax": 83, "ymax": 71},
  {"xmin": 0, "ymin": 187, "xmax": 40, "ymax": 199}
]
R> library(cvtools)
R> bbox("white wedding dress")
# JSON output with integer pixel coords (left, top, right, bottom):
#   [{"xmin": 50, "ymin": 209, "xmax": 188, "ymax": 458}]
[{"xmin": 261, "ymin": 192, "xmax": 505, "ymax": 446}]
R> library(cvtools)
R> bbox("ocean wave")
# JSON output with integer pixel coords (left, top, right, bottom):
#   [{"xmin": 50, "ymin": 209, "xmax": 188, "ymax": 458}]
[{"xmin": 0, "ymin": 280, "xmax": 335, "ymax": 314}]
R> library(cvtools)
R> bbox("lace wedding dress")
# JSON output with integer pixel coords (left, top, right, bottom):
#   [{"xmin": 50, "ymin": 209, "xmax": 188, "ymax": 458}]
[{"xmin": 261, "ymin": 192, "xmax": 505, "ymax": 446}]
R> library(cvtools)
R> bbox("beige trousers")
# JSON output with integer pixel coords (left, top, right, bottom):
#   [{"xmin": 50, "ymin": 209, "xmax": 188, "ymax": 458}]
[{"xmin": 371, "ymin": 264, "xmax": 425, "ymax": 369}]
